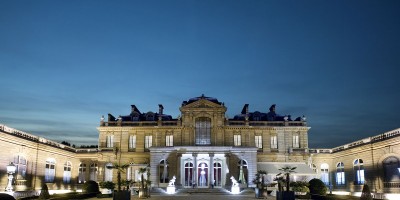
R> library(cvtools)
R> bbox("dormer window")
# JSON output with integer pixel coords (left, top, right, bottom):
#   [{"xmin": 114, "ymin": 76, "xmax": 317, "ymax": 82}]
[
  {"xmin": 146, "ymin": 112, "xmax": 155, "ymax": 121},
  {"xmin": 131, "ymin": 112, "xmax": 140, "ymax": 121}
]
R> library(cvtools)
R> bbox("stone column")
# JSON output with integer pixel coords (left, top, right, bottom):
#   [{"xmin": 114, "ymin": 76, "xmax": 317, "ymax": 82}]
[
  {"xmin": 209, "ymin": 153, "xmax": 214, "ymax": 187},
  {"xmin": 224, "ymin": 153, "xmax": 230, "ymax": 187},
  {"xmin": 177, "ymin": 153, "xmax": 182, "ymax": 186},
  {"xmin": 193, "ymin": 153, "xmax": 198, "ymax": 187}
]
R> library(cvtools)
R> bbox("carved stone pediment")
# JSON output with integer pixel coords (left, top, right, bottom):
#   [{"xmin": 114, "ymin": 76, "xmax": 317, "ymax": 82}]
[{"xmin": 181, "ymin": 99, "xmax": 224, "ymax": 109}]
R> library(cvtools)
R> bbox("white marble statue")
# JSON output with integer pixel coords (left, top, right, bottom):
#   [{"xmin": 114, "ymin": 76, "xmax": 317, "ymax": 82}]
[
  {"xmin": 168, "ymin": 175, "xmax": 176, "ymax": 186},
  {"xmin": 230, "ymin": 176, "xmax": 239, "ymax": 187}
]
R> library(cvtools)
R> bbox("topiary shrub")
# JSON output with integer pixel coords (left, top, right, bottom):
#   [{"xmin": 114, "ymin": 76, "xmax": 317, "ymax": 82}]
[
  {"xmin": 39, "ymin": 182, "xmax": 50, "ymax": 199},
  {"xmin": 360, "ymin": 184, "xmax": 373, "ymax": 200},
  {"xmin": 308, "ymin": 178, "xmax": 327, "ymax": 196},
  {"xmin": 99, "ymin": 181, "xmax": 115, "ymax": 190},
  {"xmin": 290, "ymin": 181, "xmax": 310, "ymax": 193},
  {"xmin": 82, "ymin": 180, "xmax": 100, "ymax": 193}
]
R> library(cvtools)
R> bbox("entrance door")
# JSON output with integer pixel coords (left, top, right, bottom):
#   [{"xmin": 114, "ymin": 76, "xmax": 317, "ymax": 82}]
[
  {"xmin": 214, "ymin": 162, "xmax": 222, "ymax": 187},
  {"xmin": 198, "ymin": 162, "xmax": 208, "ymax": 187},
  {"xmin": 184, "ymin": 162, "xmax": 193, "ymax": 187}
]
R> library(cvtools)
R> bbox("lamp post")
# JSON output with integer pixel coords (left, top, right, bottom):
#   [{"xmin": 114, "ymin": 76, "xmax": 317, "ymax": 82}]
[{"xmin": 6, "ymin": 162, "xmax": 17, "ymax": 192}]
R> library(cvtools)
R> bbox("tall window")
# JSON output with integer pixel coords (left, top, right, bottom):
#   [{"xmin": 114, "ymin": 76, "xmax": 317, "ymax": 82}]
[
  {"xmin": 159, "ymin": 160, "xmax": 169, "ymax": 183},
  {"xmin": 184, "ymin": 162, "xmax": 193, "ymax": 187},
  {"xmin": 129, "ymin": 135, "xmax": 136, "ymax": 149},
  {"xmin": 234, "ymin": 134, "xmax": 241, "ymax": 146},
  {"xmin": 166, "ymin": 135, "xmax": 173, "ymax": 147},
  {"xmin": 145, "ymin": 135, "xmax": 152, "ymax": 149},
  {"xmin": 45, "ymin": 158, "xmax": 56, "ymax": 183},
  {"xmin": 255, "ymin": 135, "xmax": 262, "ymax": 149},
  {"xmin": 383, "ymin": 156, "xmax": 400, "ymax": 182},
  {"xmin": 14, "ymin": 155, "xmax": 27, "ymax": 180},
  {"xmin": 354, "ymin": 159, "xmax": 365, "ymax": 185},
  {"xmin": 106, "ymin": 135, "xmax": 114, "ymax": 148},
  {"xmin": 105, "ymin": 163, "xmax": 113, "ymax": 182},
  {"xmin": 321, "ymin": 163, "xmax": 329, "ymax": 185},
  {"xmin": 238, "ymin": 160, "xmax": 248, "ymax": 184},
  {"xmin": 293, "ymin": 135, "xmax": 299, "ymax": 148},
  {"xmin": 90, "ymin": 163, "xmax": 98, "ymax": 181},
  {"xmin": 195, "ymin": 117, "xmax": 211, "ymax": 145},
  {"xmin": 63, "ymin": 161, "xmax": 72, "ymax": 183},
  {"xmin": 271, "ymin": 136, "xmax": 278, "ymax": 149},
  {"xmin": 336, "ymin": 162, "xmax": 345, "ymax": 185},
  {"xmin": 79, "ymin": 163, "xmax": 86, "ymax": 183}
]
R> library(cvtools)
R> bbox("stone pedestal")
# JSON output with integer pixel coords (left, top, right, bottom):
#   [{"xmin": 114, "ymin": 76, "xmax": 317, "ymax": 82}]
[{"xmin": 167, "ymin": 186, "xmax": 176, "ymax": 194}]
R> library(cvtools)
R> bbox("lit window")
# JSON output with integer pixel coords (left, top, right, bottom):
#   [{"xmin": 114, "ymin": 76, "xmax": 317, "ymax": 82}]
[
  {"xmin": 255, "ymin": 135, "xmax": 262, "ymax": 149},
  {"xmin": 195, "ymin": 117, "xmax": 211, "ymax": 145},
  {"xmin": 159, "ymin": 160, "xmax": 169, "ymax": 183},
  {"xmin": 129, "ymin": 135, "xmax": 136, "ymax": 149},
  {"xmin": 145, "ymin": 135, "xmax": 153, "ymax": 149},
  {"xmin": 166, "ymin": 135, "xmax": 173, "ymax": 147},
  {"xmin": 45, "ymin": 158, "xmax": 56, "ymax": 183},
  {"xmin": 105, "ymin": 163, "xmax": 113, "ymax": 182},
  {"xmin": 336, "ymin": 162, "xmax": 345, "ymax": 185},
  {"xmin": 90, "ymin": 163, "xmax": 98, "ymax": 181},
  {"xmin": 63, "ymin": 161, "xmax": 72, "ymax": 183},
  {"xmin": 293, "ymin": 135, "xmax": 299, "ymax": 148},
  {"xmin": 106, "ymin": 135, "xmax": 114, "ymax": 148},
  {"xmin": 79, "ymin": 163, "xmax": 87, "ymax": 183},
  {"xmin": 321, "ymin": 163, "xmax": 329, "ymax": 185},
  {"xmin": 354, "ymin": 159, "xmax": 365, "ymax": 185},
  {"xmin": 234, "ymin": 135, "xmax": 241, "ymax": 146},
  {"xmin": 14, "ymin": 155, "xmax": 27, "ymax": 180},
  {"xmin": 271, "ymin": 136, "xmax": 278, "ymax": 149}
]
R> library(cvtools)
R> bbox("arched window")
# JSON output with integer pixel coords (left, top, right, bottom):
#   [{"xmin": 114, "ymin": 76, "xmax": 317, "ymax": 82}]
[
  {"xmin": 105, "ymin": 163, "xmax": 113, "ymax": 182},
  {"xmin": 63, "ymin": 161, "xmax": 72, "ymax": 183},
  {"xmin": 238, "ymin": 160, "xmax": 248, "ymax": 184},
  {"xmin": 90, "ymin": 163, "xmax": 98, "ymax": 181},
  {"xmin": 214, "ymin": 162, "xmax": 222, "ymax": 187},
  {"xmin": 159, "ymin": 160, "xmax": 169, "ymax": 183},
  {"xmin": 198, "ymin": 162, "xmax": 208, "ymax": 187},
  {"xmin": 353, "ymin": 159, "xmax": 365, "ymax": 185},
  {"xmin": 321, "ymin": 163, "xmax": 329, "ymax": 185},
  {"xmin": 383, "ymin": 157, "xmax": 400, "ymax": 182},
  {"xmin": 184, "ymin": 162, "xmax": 193, "ymax": 187},
  {"xmin": 336, "ymin": 162, "xmax": 345, "ymax": 185},
  {"xmin": 14, "ymin": 155, "xmax": 27, "ymax": 180},
  {"xmin": 195, "ymin": 117, "xmax": 211, "ymax": 145},
  {"xmin": 79, "ymin": 163, "xmax": 87, "ymax": 183},
  {"xmin": 45, "ymin": 158, "xmax": 56, "ymax": 182}
]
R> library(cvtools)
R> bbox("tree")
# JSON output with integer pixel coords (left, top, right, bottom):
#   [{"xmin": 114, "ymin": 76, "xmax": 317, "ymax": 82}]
[
  {"xmin": 360, "ymin": 184, "xmax": 373, "ymax": 200},
  {"xmin": 278, "ymin": 166, "xmax": 297, "ymax": 191},
  {"xmin": 39, "ymin": 182, "xmax": 50, "ymax": 199},
  {"xmin": 253, "ymin": 170, "xmax": 267, "ymax": 188}
]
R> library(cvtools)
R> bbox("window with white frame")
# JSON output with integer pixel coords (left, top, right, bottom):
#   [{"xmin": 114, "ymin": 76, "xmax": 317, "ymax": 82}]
[
  {"xmin": 255, "ymin": 135, "xmax": 262, "ymax": 149},
  {"xmin": 271, "ymin": 135, "xmax": 278, "ymax": 149},
  {"xmin": 293, "ymin": 135, "xmax": 299, "ymax": 148},
  {"xmin": 129, "ymin": 135, "xmax": 136, "ymax": 149},
  {"xmin": 234, "ymin": 134, "xmax": 241, "ymax": 146},
  {"xmin": 354, "ymin": 159, "xmax": 365, "ymax": 185},
  {"xmin": 63, "ymin": 161, "xmax": 72, "ymax": 183},
  {"xmin": 166, "ymin": 135, "xmax": 173, "ymax": 147},
  {"xmin": 14, "ymin": 155, "xmax": 27, "ymax": 179},
  {"xmin": 79, "ymin": 163, "xmax": 86, "ymax": 183},
  {"xmin": 336, "ymin": 162, "xmax": 345, "ymax": 185},
  {"xmin": 321, "ymin": 163, "xmax": 329, "ymax": 185},
  {"xmin": 45, "ymin": 158, "xmax": 56, "ymax": 182},
  {"xmin": 90, "ymin": 163, "xmax": 98, "ymax": 181},
  {"xmin": 106, "ymin": 135, "xmax": 114, "ymax": 148},
  {"xmin": 145, "ymin": 135, "xmax": 152, "ymax": 149},
  {"xmin": 105, "ymin": 163, "xmax": 113, "ymax": 181}
]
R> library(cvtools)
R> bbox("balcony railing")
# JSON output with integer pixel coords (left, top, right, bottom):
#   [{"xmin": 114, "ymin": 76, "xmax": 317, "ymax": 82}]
[
  {"xmin": 99, "ymin": 142, "xmax": 120, "ymax": 151},
  {"xmin": 384, "ymin": 182, "xmax": 400, "ymax": 188}
]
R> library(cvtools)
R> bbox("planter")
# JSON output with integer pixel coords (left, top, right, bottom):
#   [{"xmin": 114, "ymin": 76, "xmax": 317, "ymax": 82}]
[
  {"xmin": 255, "ymin": 188, "xmax": 267, "ymax": 198},
  {"xmin": 100, "ymin": 188, "xmax": 112, "ymax": 194},
  {"xmin": 113, "ymin": 190, "xmax": 131, "ymax": 200},
  {"xmin": 138, "ymin": 188, "xmax": 148, "ymax": 199},
  {"xmin": 276, "ymin": 191, "xmax": 295, "ymax": 200}
]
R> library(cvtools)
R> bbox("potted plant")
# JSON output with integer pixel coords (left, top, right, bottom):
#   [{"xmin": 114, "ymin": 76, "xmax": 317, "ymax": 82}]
[
  {"xmin": 290, "ymin": 181, "xmax": 309, "ymax": 195},
  {"xmin": 253, "ymin": 170, "xmax": 267, "ymax": 198},
  {"xmin": 276, "ymin": 166, "xmax": 296, "ymax": 200},
  {"xmin": 106, "ymin": 163, "xmax": 130, "ymax": 200}
]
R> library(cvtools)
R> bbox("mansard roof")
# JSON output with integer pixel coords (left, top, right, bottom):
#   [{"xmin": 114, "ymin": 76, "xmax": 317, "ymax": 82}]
[{"xmin": 232, "ymin": 104, "xmax": 305, "ymax": 122}]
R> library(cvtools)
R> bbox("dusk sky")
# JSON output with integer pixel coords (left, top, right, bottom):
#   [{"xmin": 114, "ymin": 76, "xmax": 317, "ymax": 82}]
[{"xmin": 0, "ymin": 0, "xmax": 399, "ymax": 148}]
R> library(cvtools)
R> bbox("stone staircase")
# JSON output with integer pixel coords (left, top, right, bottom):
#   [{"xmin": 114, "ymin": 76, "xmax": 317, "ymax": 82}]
[{"xmin": 176, "ymin": 187, "xmax": 231, "ymax": 195}]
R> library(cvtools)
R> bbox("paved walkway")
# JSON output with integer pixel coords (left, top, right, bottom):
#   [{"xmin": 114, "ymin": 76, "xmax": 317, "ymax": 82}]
[{"xmin": 84, "ymin": 193, "xmax": 276, "ymax": 200}]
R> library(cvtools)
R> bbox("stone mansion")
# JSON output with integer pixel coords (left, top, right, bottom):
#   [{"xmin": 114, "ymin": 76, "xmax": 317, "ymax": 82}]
[{"xmin": 0, "ymin": 95, "xmax": 399, "ymax": 198}]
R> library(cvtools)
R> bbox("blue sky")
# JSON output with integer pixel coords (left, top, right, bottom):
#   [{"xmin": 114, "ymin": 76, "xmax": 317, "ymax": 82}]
[{"xmin": 0, "ymin": 0, "xmax": 399, "ymax": 148}]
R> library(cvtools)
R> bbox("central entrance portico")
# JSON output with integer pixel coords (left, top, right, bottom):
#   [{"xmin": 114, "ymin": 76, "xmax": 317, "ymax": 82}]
[{"xmin": 149, "ymin": 146, "xmax": 257, "ymax": 188}]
